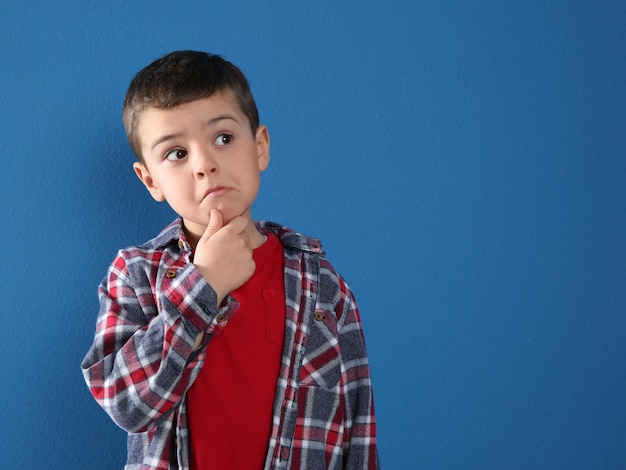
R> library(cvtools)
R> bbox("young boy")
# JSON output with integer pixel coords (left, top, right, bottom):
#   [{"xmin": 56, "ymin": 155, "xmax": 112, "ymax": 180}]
[{"xmin": 81, "ymin": 50, "xmax": 379, "ymax": 470}]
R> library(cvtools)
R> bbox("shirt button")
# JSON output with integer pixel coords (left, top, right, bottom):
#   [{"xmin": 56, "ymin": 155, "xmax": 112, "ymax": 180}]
[
  {"xmin": 216, "ymin": 313, "xmax": 226, "ymax": 323},
  {"xmin": 314, "ymin": 310, "xmax": 325, "ymax": 321},
  {"xmin": 165, "ymin": 269, "xmax": 177, "ymax": 279},
  {"xmin": 177, "ymin": 240, "xmax": 185, "ymax": 250}
]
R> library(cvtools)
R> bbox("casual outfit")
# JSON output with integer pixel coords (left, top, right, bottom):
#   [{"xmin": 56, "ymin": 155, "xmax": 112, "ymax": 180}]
[{"xmin": 81, "ymin": 219, "xmax": 379, "ymax": 469}]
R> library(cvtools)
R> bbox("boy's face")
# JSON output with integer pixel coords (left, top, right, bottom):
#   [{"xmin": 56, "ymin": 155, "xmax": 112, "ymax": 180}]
[{"xmin": 133, "ymin": 91, "xmax": 269, "ymax": 245}]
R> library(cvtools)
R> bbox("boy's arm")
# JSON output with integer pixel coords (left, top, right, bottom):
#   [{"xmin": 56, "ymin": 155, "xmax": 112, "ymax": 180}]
[
  {"xmin": 338, "ymin": 285, "xmax": 380, "ymax": 469},
  {"xmin": 81, "ymin": 254, "xmax": 235, "ymax": 433},
  {"xmin": 81, "ymin": 212, "xmax": 255, "ymax": 433}
]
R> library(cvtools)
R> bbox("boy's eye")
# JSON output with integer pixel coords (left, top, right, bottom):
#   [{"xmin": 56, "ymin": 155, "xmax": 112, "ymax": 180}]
[
  {"xmin": 214, "ymin": 133, "xmax": 233, "ymax": 146},
  {"xmin": 165, "ymin": 148, "xmax": 187, "ymax": 161}
]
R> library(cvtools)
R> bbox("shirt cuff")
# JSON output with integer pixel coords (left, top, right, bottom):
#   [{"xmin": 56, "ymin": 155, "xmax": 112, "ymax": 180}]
[{"xmin": 159, "ymin": 263, "xmax": 239, "ymax": 333}]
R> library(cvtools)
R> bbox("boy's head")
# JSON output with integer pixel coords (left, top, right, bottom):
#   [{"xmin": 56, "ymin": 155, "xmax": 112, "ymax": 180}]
[
  {"xmin": 126, "ymin": 50, "xmax": 270, "ymax": 248},
  {"xmin": 123, "ymin": 50, "xmax": 259, "ymax": 161}
]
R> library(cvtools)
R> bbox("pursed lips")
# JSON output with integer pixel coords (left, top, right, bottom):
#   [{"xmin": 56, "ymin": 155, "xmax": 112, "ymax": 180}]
[{"xmin": 202, "ymin": 186, "xmax": 232, "ymax": 200}]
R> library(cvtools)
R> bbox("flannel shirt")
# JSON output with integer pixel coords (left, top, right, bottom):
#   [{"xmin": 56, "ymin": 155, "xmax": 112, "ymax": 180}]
[{"xmin": 81, "ymin": 219, "xmax": 379, "ymax": 469}]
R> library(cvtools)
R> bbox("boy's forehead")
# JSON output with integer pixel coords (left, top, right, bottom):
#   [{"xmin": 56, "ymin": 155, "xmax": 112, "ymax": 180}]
[{"xmin": 140, "ymin": 92, "xmax": 242, "ymax": 125}]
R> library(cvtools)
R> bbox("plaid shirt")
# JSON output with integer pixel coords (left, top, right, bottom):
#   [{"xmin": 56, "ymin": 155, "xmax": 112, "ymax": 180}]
[{"xmin": 82, "ymin": 219, "xmax": 379, "ymax": 469}]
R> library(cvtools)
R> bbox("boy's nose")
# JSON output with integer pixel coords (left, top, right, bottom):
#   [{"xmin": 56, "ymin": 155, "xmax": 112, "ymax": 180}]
[{"xmin": 193, "ymin": 150, "xmax": 218, "ymax": 177}]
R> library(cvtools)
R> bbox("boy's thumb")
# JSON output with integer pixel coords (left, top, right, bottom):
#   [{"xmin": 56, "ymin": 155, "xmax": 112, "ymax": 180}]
[{"xmin": 204, "ymin": 209, "xmax": 223, "ymax": 239}]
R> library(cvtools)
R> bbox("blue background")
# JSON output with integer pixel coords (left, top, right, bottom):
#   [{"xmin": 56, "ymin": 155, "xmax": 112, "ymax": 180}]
[{"xmin": 1, "ymin": 1, "xmax": 625, "ymax": 468}]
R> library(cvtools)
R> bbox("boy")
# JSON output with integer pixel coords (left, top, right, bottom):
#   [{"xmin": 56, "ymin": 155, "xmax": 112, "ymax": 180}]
[{"xmin": 81, "ymin": 50, "xmax": 379, "ymax": 470}]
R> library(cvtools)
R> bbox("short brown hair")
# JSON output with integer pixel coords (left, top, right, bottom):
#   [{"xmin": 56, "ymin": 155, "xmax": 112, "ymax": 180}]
[{"xmin": 122, "ymin": 50, "xmax": 259, "ymax": 160}]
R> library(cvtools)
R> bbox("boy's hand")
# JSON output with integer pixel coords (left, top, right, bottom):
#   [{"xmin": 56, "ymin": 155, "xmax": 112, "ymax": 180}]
[{"xmin": 193, "ymin": 209, "xmax": 255, "ymax": 306}]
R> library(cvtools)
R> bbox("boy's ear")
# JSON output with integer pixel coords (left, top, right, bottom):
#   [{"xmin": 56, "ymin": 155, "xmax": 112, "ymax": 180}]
[
  {"xmin": 256, "ymin": 125, "xmax": 270, "ymax": 172},
  {"xmin": 133, "ymin": 162, "xmax": 165, "ymax": 202}
]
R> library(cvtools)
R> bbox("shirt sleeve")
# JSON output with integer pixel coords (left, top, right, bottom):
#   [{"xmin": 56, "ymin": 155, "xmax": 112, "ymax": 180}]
[
  {"xmin": 80, "ymin": 251, "xmax": 238, "ymax": 433},
  {"xmin": 338, "ymin": 284, "xmax": 380, "ymax": 469}
]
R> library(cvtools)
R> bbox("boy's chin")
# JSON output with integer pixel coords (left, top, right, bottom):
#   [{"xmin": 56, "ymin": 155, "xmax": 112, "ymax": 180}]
[
  {"xmin": 198, "ymin": 207, "xmax": 251, "ymax": 227},
  {"xmin": 214, "ymin": 205, "xmax": 252, "ymax": 222},
  {"xmin": 212, "ymin": 208, "xmax": 238, "ymax": 224}
]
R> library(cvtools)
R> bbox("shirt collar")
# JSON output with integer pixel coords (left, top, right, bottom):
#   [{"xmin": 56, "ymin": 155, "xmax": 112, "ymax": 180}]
[
  {"xmin": 256, "ymin": 221, "xmax": 324, "ymax": 255},
  {"xmin": 149, "ymin": 218, "xmax": 324, "ymax": 255},
  {"xmin": 149, "ymin": 219, "xmax": 188, "ymax": 250}
]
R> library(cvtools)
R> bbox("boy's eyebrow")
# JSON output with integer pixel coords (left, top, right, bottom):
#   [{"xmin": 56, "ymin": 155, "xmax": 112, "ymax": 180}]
[
  {"xmin": 204, "ymin": 114, "xmax": 240, "ymax": 129},
  {"xmin": 149, "ymin": 114, "xmax": 241, "ymax": 151},
  {"xmin": 150, "ymin": 132, "xmax": 183, "ymax": 151}
]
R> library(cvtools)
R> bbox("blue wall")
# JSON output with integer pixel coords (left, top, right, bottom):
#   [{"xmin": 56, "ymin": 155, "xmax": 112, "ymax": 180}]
[{"xmin": 1, "ymin": 1, "xmax": 625, "ymax": 468}]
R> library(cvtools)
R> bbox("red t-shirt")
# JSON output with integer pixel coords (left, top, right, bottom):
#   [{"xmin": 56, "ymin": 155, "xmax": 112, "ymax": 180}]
[{"xmin": 187, "ymin": 233, "xmax": 285, "ymax": 470}]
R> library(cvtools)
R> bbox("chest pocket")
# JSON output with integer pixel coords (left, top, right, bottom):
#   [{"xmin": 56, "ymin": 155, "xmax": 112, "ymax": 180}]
[{"xmin": 299, "ymin": 309, "xmax": 341, "ymax": 388}]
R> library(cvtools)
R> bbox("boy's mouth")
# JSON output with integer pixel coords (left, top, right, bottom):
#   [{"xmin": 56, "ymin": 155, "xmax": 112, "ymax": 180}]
[{"xmin": 202, "ymin": 186, "xmax": 232, "ymax": 200}]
